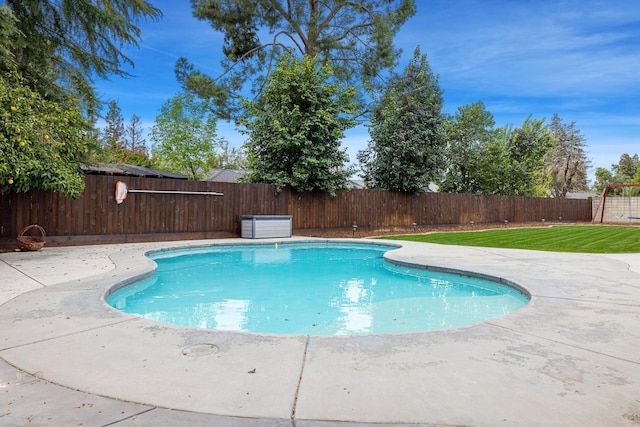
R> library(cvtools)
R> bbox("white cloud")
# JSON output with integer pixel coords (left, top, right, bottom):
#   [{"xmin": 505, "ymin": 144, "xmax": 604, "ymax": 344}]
[{"xmin": 409, "ymin": 0, "xmax": 640, "ymax": 100}]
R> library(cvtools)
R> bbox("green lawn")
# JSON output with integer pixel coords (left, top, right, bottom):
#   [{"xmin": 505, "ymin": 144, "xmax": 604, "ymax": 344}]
[{"xmin": 380, "ymin": 225, "xmax": 640, "ymax": 253}]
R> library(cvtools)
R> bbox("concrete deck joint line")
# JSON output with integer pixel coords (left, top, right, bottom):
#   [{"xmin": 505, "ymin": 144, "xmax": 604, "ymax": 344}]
[
  {"xmin": 101, "ymin": 407, "xmax": 157, "ymax": 426},
  {"xmin": 1, "ymin": 237, "xmax": 640, "ymax": 426},
  {"xmin": 0, "ymin": 317, "xmax": 140, "ymax": 353},
  {"xmin": 291, "ymin": 334, "xmax": 311, "ymax": 421},
  {"xmin": 0, "ymin": 257, "xmax": 47, "ymax": 289},
  {"xmin": 538, "ymin": 294, "xmax": 640, "ymax": 305},
  {"xmin": 486, "ymin": 321, "xmax": 640, "ymax": 366}
]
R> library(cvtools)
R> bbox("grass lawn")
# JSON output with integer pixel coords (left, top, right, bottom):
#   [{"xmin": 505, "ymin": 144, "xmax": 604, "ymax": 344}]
[{"xmin": 380, "ymin": 225, "xmax": 640, "ymax": 253}]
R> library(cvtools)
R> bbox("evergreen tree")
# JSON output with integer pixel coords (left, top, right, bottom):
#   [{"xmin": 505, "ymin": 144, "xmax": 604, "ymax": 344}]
[
  {"xmin": 97, "ymin": 103, "xmax": 154, "ymax": 167},
  {"xmin": 358, "ymin": 47, "xmax": 445, "ymax": 192},
  {"xmin": 612, "ymin": 153, "xmax": 639, "ymax": 181},
  {"xmin": 593, "ymin": 153, "xmax": 639, "ymax": 194},
  {"xmin": 126, "ymin": 114, "xmax": 147, "ymax": 153},
  {"xmin": 102, "ymin": 101, "xmax": 125, "ymax": 149},
  {"xmin": 177, "ymin": 0, "xmax": 415, "ymax": 119}
]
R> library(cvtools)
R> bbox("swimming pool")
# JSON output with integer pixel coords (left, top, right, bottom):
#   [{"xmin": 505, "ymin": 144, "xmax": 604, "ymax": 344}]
[{"xmin": 107, "ymin": 242, "xmax": 529, "ymax": 335}]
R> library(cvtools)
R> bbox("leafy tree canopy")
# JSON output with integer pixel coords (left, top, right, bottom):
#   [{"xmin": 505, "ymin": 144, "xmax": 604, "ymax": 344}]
[
  {"xmin": 0, "ymin": 0, "xmax": 160, "ymax": 197},
  {"xmin": 474, "ymin": 117, "xmax": 553, "ymax": 196},
  {"xmin": 594, "ymin": 153, "xmax": 640, "ymax": 193},
  {"xmin": 177, "ymin": 0, "xmax": 416, "ymax": 119},
  {"xmin": 217, "ymin": 140, "xmax": 247, "ymax": 170},
  {"xmin": 150, "ymin": 91, "xmax": 220, "ymax": 180},
  {"xmin": 438, "ymin": 106, "xmax": 595, "ymax": 198},
  {"xmin": 439, "ymin": 101, "xmax": 497, "ymax": 194},
  {"xmin": 1, "ymin": 71, "xmax": 90, "ymax": 198},
  {"xmin": 358, "ymin": 47, "xmax": 445, "ymax": 192},
  {"xmin": 241, "ymin": 54, "xmax": 357, "ymax": 195},
  {"xmin": 439, "ymin": 103, "xmax": 554, "ymax": 196}
]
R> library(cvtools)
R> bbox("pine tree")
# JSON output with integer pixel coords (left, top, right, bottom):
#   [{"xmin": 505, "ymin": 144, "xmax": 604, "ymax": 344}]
[
  {"xmin": 126, "ymin": 114, "xmax": 146, "ymax": 153},
  {"xmin": 102, "ymin": 101, "xmax": 125, "ymax": 149},
  {"xmin": 178, "ymin": 0, "xmax": 415, "ymax": 119}
]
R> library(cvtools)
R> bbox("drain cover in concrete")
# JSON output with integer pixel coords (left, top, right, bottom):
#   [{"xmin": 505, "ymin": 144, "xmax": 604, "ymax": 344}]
[{"xmin": 180, "ymin": 344, "xmax": 219, "ymax": 357}]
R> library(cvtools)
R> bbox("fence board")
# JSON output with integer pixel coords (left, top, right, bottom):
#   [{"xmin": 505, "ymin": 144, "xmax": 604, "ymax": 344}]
[{"xmin": 0, "ymin": 175, "xmax": 594, "ymax": 247}]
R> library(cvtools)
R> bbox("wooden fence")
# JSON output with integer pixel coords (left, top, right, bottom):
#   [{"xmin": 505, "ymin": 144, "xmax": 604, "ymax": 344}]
[{"xmin": 0, "ymin": 175, "xmax": 593, "ymax": 247}]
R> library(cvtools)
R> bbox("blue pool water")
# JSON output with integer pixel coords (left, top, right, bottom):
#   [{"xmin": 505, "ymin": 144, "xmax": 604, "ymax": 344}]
[{"xmin": 107, "ymin": 243, "xmax": 529, "ymax": 335}]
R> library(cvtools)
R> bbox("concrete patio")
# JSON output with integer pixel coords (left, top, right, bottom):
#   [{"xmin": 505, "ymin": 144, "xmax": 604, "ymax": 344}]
[{"xmin": 1, "ymin": 238, "xmax": 639, "ymax": 426}]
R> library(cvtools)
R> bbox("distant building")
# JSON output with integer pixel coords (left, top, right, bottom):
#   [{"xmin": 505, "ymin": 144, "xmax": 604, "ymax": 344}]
[
  {"xmin": 347, "ymin": 179, "xmax": 366, "ymax": 189},
  {"xmin": 565, "ymin": 192, "xmax": 598, "ymax": 199},
  {"xmin": 81, "ymin": 163, "xmax": 188, "ymax": 179},
  {"xmin": 205, "ymin": 169, "xmax": 248, "ymax": 183}
]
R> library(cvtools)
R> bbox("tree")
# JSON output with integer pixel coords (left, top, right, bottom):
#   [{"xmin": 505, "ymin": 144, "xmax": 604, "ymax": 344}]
[
  {"xmin": 241, "ymin": 54, "xmax": 357, "ymax": 195},
  {"xmin": 0, "ymin": 0, "xmax": 160, "ymax": 196},
  {"xmin": 177, "ymin": 0, "xmax": 416, "ymax": 118},
  {"xmin": 593, "ymin": 153, "xmax": 639, "ymax": 194},
  {"xmin": 594, "ymin": 167, "xmax": 614, "ymax": 193},
  {"xmin": 358, "ymin": 47, "xmax": 445, "ymax": 192},
  {"xmin": 544, "ymin": 114, "xmax": 590, "ymax": 197},
  {"xmin": 102, "ymin": 101, "xmax": 126, "ymax": 149},
  {"xmin": 126, "ymin": 114, "xmax": 147, "ymax": 153},
  {"xmin": 1, "ymin": 0, "xmax": 161, "ymax": 116},
  {"xmin": 0, "ymin": 70, "xmax": 90, "ymax": 198},
  {"xmin": 481, "ymin": 117, "xmax": 553, "ymax": 196},
  {"xmin": 95, "ymin": 102, "xmax": 153, "ymax": 167},
  {"xmin": 217, "ymin": 140, "xmax": 247, "ymax": 169},
  {"xmin": 439, "ymin": 101, "xmax": 496, "ymax": 193},
  {"xmin": 440, "ymin": 111, "xmax": 551, "ymax": 196},
  {"xmin": 611, "ymin": 153, "xmax": 639, "ymax": 181},
  {"xmin": 0, "ymin": 6, "xmax": 18, "ymax": 67},
  {"xmin": 150, "ymin": 92, "xmax": 220, "ymax": 180}
]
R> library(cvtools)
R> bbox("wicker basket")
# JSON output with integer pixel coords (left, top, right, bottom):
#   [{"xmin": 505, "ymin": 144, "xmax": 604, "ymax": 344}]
[{"xmin": 17, "ymin": 224, "xmax": 46, "ymax": 251}]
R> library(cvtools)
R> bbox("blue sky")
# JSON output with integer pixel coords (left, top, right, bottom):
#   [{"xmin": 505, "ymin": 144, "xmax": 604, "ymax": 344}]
[{"xmin": 95, "ymin": 0, "xmax": 640, "ymax": 182}]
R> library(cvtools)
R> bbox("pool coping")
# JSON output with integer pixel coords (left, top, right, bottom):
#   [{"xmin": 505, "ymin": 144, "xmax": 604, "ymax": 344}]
[{"xmin": 1, "ymin": 237, "xmax": 640, "ymax": 426}]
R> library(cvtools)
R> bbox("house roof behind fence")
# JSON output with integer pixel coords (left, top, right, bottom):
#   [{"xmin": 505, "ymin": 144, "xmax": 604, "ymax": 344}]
[
  {"xmin": 566, "ymin": 192, "xmax": 598, "ymax": 199},
  {"xmin": 206, "ymin": 169, "xmax": 248, "ymax": 183},
  {"xmin": 81, "ymin": 163, "xmax": 189, "ymax": 179}
]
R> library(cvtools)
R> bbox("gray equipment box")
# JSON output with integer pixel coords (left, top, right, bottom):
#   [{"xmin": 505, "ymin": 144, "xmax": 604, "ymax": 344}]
[{"xmin": 241, "ymin": 215, "xmax": 292, "ymax": 239}]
